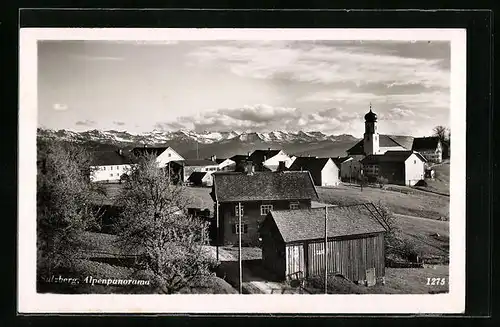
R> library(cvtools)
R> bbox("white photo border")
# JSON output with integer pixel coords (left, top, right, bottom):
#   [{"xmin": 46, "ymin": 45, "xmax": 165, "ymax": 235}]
[{"xmin": 18, "ymin": 28, "xmax": 466, "ymax": 314}]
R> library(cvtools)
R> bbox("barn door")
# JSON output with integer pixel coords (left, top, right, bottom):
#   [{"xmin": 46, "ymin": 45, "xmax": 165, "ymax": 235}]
[{"xmin": 287, "ymin": 244, "xmax": 304, "ymax": 278}]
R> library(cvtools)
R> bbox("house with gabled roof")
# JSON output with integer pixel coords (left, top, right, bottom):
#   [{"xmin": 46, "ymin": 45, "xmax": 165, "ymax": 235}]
[
  {"xmin": 411, "ymin": 136, "xmax": 443, "ymax": 163},
  {"xmin": 170, "ymin": 159, "xmax": 219, "ymax": 184},
  {"xmin": 210, "ymin": 163, "xmax": 319, "ymax": 246},
  {"xmin": 259, "ymin": 204, "xmax": 387, "ymax": 284},
  {"xmin": 249, "ymin": 148, "xmax": 294, "ymax": 171},
  {"xmin": 288, "ymin": 157, "xmax": 340, "ymax": 187},
  {"xmin": 131, "ymin": 145, "xmax": 184, "ymax": 168},
  {"xmin": 331, "ymin": 156, "xmax": 362, "ymax": 182},
  {"xmin": 361, "ymin": 150, "xmax": 427, "ymax": 186},
  {"xmin": 90, "ymin": 149, "xmax": 133, "ymax": 183}
]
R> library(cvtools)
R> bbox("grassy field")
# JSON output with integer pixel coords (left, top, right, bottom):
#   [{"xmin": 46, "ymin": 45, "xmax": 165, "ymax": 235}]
[
  {"xmin": 420, "ymin": 161, "xmax": 450, "ymax": 195},
  {"xmin": 316, "ymin": 184, "xmax": 449, "ymax": 220}
]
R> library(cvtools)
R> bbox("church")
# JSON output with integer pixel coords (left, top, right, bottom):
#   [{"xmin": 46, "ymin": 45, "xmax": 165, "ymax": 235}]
[{"xmin": 345, "ymin": 105, "xmax": 430, "ymax": 186}]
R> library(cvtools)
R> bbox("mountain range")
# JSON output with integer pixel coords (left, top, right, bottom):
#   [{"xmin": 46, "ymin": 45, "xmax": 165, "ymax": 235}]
[{"xmin": 37, "ymin": 128, "xmax": 361, "ymax": 159}]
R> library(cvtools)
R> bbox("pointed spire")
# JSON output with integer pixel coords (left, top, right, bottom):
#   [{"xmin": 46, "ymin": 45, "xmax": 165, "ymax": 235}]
[{"xmin": 369, "ymin": 102, "xmax": 372, "ymax": 112}]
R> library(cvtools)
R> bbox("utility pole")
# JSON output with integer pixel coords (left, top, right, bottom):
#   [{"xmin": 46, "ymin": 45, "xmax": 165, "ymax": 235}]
[
  {"xmin": 216, "ymin": 200, "xmax": 220, "ymax": 262},
  {"xmin": 360, "ymin": 168, "xmax": 364, "ymax": 192},
  {"xmin": 324, "ymin": 205, "xmax": 328, "ymax": 294},
  {"xmin": 238, "ymin": 202, "xmax": 243, "ymax": 294},
  {"xmin": 196, "ymin": 142, "xmax": 199, "ymax": 159}
]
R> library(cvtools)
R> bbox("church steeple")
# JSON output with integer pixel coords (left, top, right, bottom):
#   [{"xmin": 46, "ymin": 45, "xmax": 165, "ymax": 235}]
[{"xmin": 363, "ymin": 103, "xmax": 379, "ymax": 155}]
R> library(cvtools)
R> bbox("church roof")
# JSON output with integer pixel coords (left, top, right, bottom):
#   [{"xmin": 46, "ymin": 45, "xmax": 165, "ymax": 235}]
[{"xmin": 346, "ymin": 135, "xmax": 415, "ymax": 155}]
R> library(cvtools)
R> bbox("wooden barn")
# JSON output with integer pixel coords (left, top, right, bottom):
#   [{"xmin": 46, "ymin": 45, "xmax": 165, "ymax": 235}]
[{"xmin": 259, "ymin": 204, "xmax": 387, "ymax": 285}]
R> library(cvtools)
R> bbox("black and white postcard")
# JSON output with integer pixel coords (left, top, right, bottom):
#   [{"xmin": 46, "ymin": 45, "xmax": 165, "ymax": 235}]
[{"xmin": 18, "ymin": 28, "xmax": 466, "ymax": 314}]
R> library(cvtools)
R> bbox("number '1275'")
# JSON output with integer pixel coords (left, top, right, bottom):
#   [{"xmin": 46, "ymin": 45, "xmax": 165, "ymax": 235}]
[{"xmin": 427, "ymin": 277, "xmax": 446, "ymax": 285}]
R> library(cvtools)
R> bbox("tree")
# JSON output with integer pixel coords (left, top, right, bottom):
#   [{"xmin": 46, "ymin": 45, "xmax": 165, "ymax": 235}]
[
  {"xmin": 433, "ymin": 125, "xmax": 449, "ymax": 143},
  {"xmin": 115, "ymin": 154, "xmax": 216, "ymax": 294},
  {"xmin": 37, "ymin": 140, "xmax": 106, "ymax": 278}
]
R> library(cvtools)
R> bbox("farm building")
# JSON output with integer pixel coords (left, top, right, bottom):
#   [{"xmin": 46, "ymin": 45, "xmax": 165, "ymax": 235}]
[
  {"xmin": 288, "ymin": 157, "xmax": 340, "ymax": 187},
  {"xmin": 170, "ymin": 159, "xmax": 219, "ymax": 183},
  {"xmin": 131, "ymin": 146, "xmax": 184, "ymax": 168},
  {"xmin": 332, "ymin": 156, "xmax": 363, "ymax": 182},
  {"xmin": 210, "ymin": 163, "xmax": 319, "ymax": 246},
  {"xmin": 90, "ymin": 149, "xmax": 133, "ymax": 183},
  {"xmin": 361, "ymin": 150, "xmax": 427, "ymax": 186},
  {"xmin": 259, "ymin": 204, "xmax": 387, "ymax": 284},
  {"xmin": 411, "ymin": 136, "xmax": 443, "ymax": 163},
  {"xmin": 188, "ymin": 171, "xmax": 213, "ymax": 187},
  {"xmin": 249, "ymin": 149, "xmax": 295, "ymax": 171}
]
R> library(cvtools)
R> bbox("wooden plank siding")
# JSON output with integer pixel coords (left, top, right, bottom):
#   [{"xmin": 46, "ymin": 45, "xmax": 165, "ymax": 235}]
[
  {"xmin": 306, "ymin": 233, "xmax": 385, "ymax": 282},
  {"xmin": 285, "ymin": 244, "xmax": 305, "ymax": 278}
]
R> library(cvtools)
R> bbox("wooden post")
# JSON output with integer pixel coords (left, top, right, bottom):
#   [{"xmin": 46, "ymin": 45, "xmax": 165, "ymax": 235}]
[
  {"xmin": 238, "ymin": 202, "xmax": 243, "ymax": 294},
  {"xmin": 216, "ymin": 200, "xmax": 220, "ymax": 262},
  {"xmin": 324, "ymin": 205, "xmax": 328, "ymax": 294}
]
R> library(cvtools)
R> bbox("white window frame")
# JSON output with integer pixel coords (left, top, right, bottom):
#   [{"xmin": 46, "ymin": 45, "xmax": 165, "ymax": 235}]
[
  {"xmin": 289, "ymin": 201, "xmax": 300, "ymax": 210},
  {"xmin": 234, "ymin": 205, "xmax": 244, "ymax": 217},
  {"xmin": 260, "ymin": 204, "xmax": 273, "ymax": 216},
  {"xmin": 234, "ymin": 223, "xmax": 248, "ymax": 234}
]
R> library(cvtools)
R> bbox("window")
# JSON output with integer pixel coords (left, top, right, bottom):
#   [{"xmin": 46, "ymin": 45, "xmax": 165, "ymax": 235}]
[
  {"xmin": 110, "ymin": 173, "xmax": 113, "ymax": 177},
  {"xmin": 234, "ymin": 205, "xmax": 244, "ymax": 217},
  {"xmin": 103, "ymin": 167, "xmax": 106, "ymax": 171},
  {"xmin": 260, "ymin": 204, "xmax": 273, "ymax": 215},
  {"xmin": 168, "ymin": 153, "xmax": 172, "ymax": 157},
  {"xmin": 414, "ymin": 160, "xmax": 417, "ymax": 164},
  {"xmin": 290, "ymin": 202, "xmax": 300, "ymax": 210},
  {"xmin": 232, "ymin": 223, "xmax": 248, "ymax": 234}
]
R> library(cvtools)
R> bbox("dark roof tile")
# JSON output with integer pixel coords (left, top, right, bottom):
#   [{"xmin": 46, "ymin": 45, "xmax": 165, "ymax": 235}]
[
  {"xmin": 91, "ymin": 150, "xmax": 133, "ymax": 166},
  {"xmin": 412, "ymin": 137, "xmax": 441, "ymax": 151},
  {"xmin": 268, "ymin": 204, "xmax": 387, "ymax": 243},
  {"xmin": 212, "ymin": 171, "xmax": 318, "ymax": 202},
  {"xmin": 288, "ymin": 157, "xmax": 331, "ymax": 174}
]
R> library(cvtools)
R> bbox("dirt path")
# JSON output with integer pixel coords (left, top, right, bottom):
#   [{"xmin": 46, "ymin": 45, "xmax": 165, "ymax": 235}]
[{"xmin": 203, "ymin": 246, "xmax": 302, "ymax": 294}]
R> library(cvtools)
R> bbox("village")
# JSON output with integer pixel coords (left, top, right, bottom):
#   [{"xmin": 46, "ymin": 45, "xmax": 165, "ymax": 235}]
[{"xmin": 37, "ymin": 105, "xmax": 451, "ymax": 295}]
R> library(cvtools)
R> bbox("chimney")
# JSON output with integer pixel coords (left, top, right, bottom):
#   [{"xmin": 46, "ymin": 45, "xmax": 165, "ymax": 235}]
[
  {"xmin": 245, "ymin": 160, "xmax": 254, "ymax": 176},
  {"xmin": 210, "ymin": 154, "xmax": 216, "ymax": 161},
  {"xmin": 268, "ymin": 147, "xmax": 271, "ymax": 151},
  {"xmin": 118, "ymin": 149, "xmax": 123, "ymax": 156}
]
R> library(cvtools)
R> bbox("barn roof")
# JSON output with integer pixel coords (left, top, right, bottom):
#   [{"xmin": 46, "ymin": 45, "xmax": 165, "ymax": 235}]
[
  {"xmin": 412, "ymin": 136, "xmax": 441, "ymax": 151},
  {"xmin": 361, "ymin": 150, "xmax": 427, "ymax": 164},
  {"xmin": 288, "ymin": 157, "xmax": 331, "ymax": 174},
  {"xmin": 346, "ymin": 135, "xmax": 414, "ymax": 155},
  {"xmin": 268, "ymin": 204, "xmax": 387, "ymax": 243},
  {"xmin": 211, "ymin": 171, "xmax": 318, "ymax": 202},
  {"xmin": 91, "ymin": 150, "xmax": 133, "ymax": 166},
  {"xmin": 249, "ymin": 149, "xmax": 282, "ymax": 163}
]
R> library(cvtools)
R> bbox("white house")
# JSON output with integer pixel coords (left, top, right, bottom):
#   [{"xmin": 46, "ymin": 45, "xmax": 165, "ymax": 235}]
[
  {"xmin": 361, "ymin": 150, "xmax": 427, "ymax": 186},
  {"xmin": 249, "ymin": 149, "xmax": 294, "ymax": 171},
  {"xmin": 90, "ymin": 149, "xmax": 133, "ymax": 183},
  {"xmin": 288, "ymin": 157, "xmax": 340, "ymax": 187},
  {"xmin": 411, "ymin": 137, "xmax": 443, "ymax": 163},
  {"xmin": 131, "ymin": 146, "xmax": 184, "ymax": 168}
]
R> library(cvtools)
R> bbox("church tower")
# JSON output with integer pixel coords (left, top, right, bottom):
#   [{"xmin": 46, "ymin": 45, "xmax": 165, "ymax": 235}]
[{"xmin": 363, "ymin": 103, "xmax": 380, "ymax": 155}]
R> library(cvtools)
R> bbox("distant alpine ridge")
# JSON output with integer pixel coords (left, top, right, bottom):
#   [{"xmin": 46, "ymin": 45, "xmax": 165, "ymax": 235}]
[
  {"xmin": 37, "ymin": 128, "xmax": 358, "ymax": 145},
  {"xmin": 37, "ymin": 128, "xmax": 360, "ymax": 158}
]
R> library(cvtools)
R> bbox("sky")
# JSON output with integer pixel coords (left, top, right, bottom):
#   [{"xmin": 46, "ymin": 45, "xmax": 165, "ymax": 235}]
[{"xmin": 38, "ymin": 39, "xmax": 450, "ymax": 138}]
